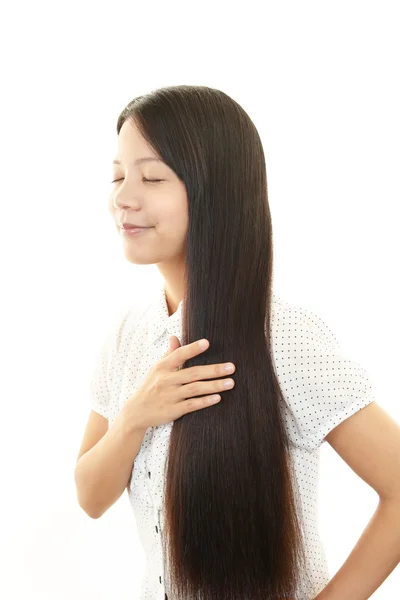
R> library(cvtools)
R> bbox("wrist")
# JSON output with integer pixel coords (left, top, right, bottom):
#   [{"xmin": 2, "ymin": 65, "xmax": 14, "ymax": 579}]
[{"xmin": 118, "ymin": 403, "xmax": 148, "ymax": 437}]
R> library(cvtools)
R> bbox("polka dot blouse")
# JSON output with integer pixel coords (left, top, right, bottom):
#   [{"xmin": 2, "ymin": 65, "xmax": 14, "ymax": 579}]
[{"xmin": 89, "ymin": 282, "xmax": 376, "ymax": 600}]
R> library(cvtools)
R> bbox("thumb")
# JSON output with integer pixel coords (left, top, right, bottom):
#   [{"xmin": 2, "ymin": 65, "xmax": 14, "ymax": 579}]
[
  {"xmin": 168, "ymin": 335, "xmax": 182, "ymax": 353},
  {"xmin": 162, "ymin": 336, "xmax": 183, "ymax": 371},
  {"xmin": 161, "ymin": 336, "xmax": 180, "ymax": 361}
]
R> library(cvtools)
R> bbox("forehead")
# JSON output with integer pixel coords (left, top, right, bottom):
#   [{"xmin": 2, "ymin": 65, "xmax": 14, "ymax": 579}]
[
  {"xmin": 112, "ymin": 120, "xmax": 177, "ymax": 180},
  {"xmin": 112, "ymin": 157, "xmax": 165, "ymax": 168},
  {"xmin": 114, "ymin": 120, "xmax": 161, "ymax": 164}
]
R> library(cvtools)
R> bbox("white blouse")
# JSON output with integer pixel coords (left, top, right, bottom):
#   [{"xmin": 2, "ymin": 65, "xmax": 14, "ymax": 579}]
[{"xmin": 89, "ymin": 282, "xmax": 376, "ymax": 600}]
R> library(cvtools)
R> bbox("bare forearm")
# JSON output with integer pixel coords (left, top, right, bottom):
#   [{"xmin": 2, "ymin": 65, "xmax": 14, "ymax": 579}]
[
  {"xmin": 315, "ymin": 497, "xmax": 400, "ymax": 600},
  {"xmin": 74, "ymin": 407, "xmax": 147, "ymax": 518}
]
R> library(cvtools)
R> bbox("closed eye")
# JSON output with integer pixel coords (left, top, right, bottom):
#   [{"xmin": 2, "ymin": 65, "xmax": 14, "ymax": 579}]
[{"xmin": 111, "ymin": 178, "xmax": 164, "ymax": 184}]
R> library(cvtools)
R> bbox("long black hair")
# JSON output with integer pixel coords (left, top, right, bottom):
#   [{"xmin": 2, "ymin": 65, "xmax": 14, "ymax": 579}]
[{"xmin": 116, "ymin": 85, "xmax": 310, "ymax": 600}]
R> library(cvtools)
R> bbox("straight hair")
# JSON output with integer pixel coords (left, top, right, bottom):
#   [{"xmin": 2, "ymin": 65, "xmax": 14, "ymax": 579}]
[{"xmin": 116, "ymin": 85, "xmax": 311, "ymax": 600}]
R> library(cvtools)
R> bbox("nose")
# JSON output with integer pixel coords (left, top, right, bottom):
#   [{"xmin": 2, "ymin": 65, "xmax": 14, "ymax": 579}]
[
  {"xmin": 112, "ymin": 194, "xmax": 140, "ymax": 212},
  {"xmin": 111, "ymin": 180, "xmax": 142, "ymax": 212}
]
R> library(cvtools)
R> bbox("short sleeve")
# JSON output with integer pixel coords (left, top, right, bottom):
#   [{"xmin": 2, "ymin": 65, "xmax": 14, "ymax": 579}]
[
  {"xmin": 88, "ymin": 306, "xmax": 131, "ymax": 420},
  {"xmin": 271, "ymin": 299, "xmax": 376, "ymax": 452}
]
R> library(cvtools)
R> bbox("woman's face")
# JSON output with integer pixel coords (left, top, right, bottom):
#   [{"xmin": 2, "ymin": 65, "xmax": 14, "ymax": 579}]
[{"xmin": 108, "ymin": 119, "xmax": 189, "ymax": 266}]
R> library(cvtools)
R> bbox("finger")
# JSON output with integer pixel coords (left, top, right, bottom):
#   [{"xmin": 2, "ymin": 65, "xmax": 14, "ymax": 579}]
[
  {"xmin": 176, "ymin": 393, "xmax": 221, "ymax": 417},
  {"xmin": 164, "ymin": 338, "xmax": 209, "ymax": 371},
  {"xmin": 160, "ymin": 336, "xmax": 180, "ymax": 361},
  {"xmin": 169, "ymin": 335, "xmax": 181, "ymax": 352},
  {"xmin": 167, "ymin": 336, "xmax": 182, "ymax": 371}
]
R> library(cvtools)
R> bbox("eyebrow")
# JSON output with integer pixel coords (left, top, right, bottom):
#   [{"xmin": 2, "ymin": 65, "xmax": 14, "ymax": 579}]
[{"xmin": 112, "ymin": 157, "xmax": 164, "ymax": 166}]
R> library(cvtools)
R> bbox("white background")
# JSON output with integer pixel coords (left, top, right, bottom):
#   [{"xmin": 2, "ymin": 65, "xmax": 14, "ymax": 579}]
[{"xmin": 1, "ymin": 1, "xmax": 399, "ymax": 598}]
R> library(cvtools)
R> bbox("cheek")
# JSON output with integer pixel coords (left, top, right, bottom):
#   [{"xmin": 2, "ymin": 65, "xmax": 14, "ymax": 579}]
[
  {"xmin": 164, "ymin": 211, "xmax": 188, "ymax": 235},
  {"xmin": 162, "ymin": 186, "xmax": 188, "ymax": 222},
  {"xmin": 155, "ymin": 214, "xmax": 187, "ymax": 242},
  {"xmin": 169, "ymin": 197, "xmax": 189, "ymax": 225},
  {"xmin": 107, "ymin": 194, "xmax": 115, "ymax": 215},
  {"xmin": 156, "ymin": 201, "xmax": 187, "ymax": 227}
]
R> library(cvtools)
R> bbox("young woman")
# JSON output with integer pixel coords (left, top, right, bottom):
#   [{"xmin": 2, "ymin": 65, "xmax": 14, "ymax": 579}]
[{"xmin": 75, "ymin": 85, "xmax": 400, "ymax": 600}]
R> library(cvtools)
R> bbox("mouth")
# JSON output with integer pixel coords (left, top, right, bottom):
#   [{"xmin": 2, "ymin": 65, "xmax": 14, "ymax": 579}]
[
  {"xmin": 119, "ymin": 225, "xmax": 154, "ymax": 236},
  {"xmin": 118, "ymin": 221, "xmax": 152, "ymax": 229}
]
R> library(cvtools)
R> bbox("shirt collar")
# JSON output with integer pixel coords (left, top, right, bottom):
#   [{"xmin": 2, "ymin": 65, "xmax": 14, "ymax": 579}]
[
  {"xmin": 146, "ymin": 282, "xmax": 184, "ymax": 347},
  {"xmin": 146, "ymin": 284, "xmax": 276, "ymax": 348}
]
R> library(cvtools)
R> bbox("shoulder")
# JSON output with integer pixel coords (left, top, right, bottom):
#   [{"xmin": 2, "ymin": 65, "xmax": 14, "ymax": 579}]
[
  {"xmin": 112, "ymin": 299, "xmax": 154, "ymax": 355},
  {"xmin": 271, "ymin": 293, "xmax": 340, "ymax": 352},
  {"xmin": 270, "ymin": 293, "xmax": 375, "ymax": 452}
]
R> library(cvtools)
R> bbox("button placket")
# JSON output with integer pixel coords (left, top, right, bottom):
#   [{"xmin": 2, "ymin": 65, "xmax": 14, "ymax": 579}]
[
  {"xmin": 148, "ymin": 467, "xmax": 164, "ymax": 588},
  {"xmin": 157, "ymin": 508, "xmax": 162, "ymax": 586}
]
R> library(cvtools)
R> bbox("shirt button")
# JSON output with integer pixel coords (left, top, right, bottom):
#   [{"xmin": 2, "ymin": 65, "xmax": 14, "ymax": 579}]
[
  {"xmin": 159, "ymin": 575, "xmax": 162, "ymax": 583},
  {"xmin": 155, "ymin": 525, "xmax": 158, "ymax": 533},
  {"xmin": 148, "ymin": 471, "xmax": 151, "ymax": 478}
]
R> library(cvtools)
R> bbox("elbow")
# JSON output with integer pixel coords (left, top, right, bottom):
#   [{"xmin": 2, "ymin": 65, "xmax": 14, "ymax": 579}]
[
  {"xmin": 77, "ymin": 496, "xmax": 103, "ymax": 519},
  {"xmin": 84, "ymin": 504, "xmax": 102, "ymax": 519},
  {"xmin": 75, "ymin": 473, "xmax": 102, "ymax": 519}
]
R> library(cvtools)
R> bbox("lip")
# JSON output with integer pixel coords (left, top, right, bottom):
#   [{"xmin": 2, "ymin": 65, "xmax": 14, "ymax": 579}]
[
  {"xmin": 119, "ymin": 226, "xmax": 153, "ymax": 236},
  {"xmin": 119, "ymin": 222, "xmax": 151, "ymax": 229}
]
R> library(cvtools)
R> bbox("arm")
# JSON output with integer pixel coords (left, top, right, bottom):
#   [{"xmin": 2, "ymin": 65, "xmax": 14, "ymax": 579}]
[
  {"xmin": 315, "ymin": 402, "xmax": 400, "ymax": 600},
  {"xmin": 74, "ymin": 406, "xmax": 147, "ymax": 519}
]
